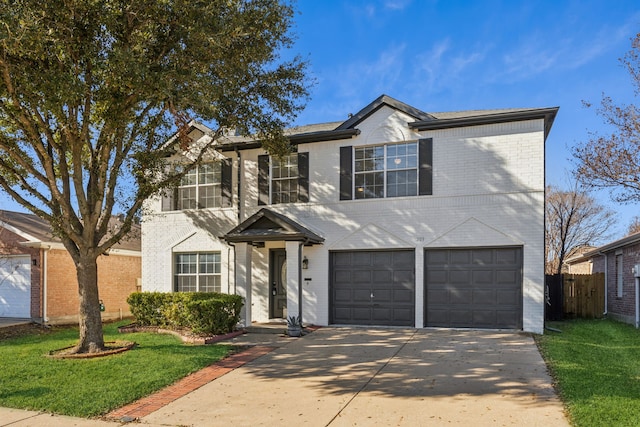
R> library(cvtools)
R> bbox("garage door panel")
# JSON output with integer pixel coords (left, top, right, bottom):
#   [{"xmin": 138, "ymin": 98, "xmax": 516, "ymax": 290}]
[
  {"xmin": 496, "ymin": 270, "xmax": 518, "ymax": 284},
  {"xmin": 352, "ymin": 252, "xmax": 372, "ymax": 265},
  {"xmin": 450, "ymin": 289, "xmax": 472, "ymax": 304},
  {"xmin": 497, "ymin": 289, "xmax": 519, "ymax": 305},
  {"xmin": 373, "ymin": 252, "xmax": 392, "ymax": 265},
  {"xmin": 0, "ymin": 256, "xmax": 31, "ymax": 318},
  {"xmin": 496, "ymin": 249, "xmax": 519, "ymax": 264},
  {"xmin": 450, "ymin": 250, "xmax": 471, "ymax": 264},
  {"xmin": 425, "ymin": 247, "xmax": 522, "ymax": 329},
  {"xmin": 394, "ymin": 289, "xmax": 414, "ymax": 302},
  {"xmin": 334, "ymin": 289, "xmax": 352, "ymax": 302},
  {"xmin": 450, "ymin": 270, "xmax": 471, "ymax": 285},
  {"xmin": 426, "ymin": 269, "xmax": 448, "ymax": 284},
  {"xmin": 372, "ymin": 270, "xmax": 393, "ymax": 283},
  {"xmin": 497, "ymin": 311, "xmax": 520, "ymax": 328},
  {"xmin": 353, "ymin": 270, "xmax": 372, "ymax": 283},
  {"xmin": 426, "ymin": 250, "xmax": 448, "ymax": 265},
  {"xmin": 393, "ymin": 307, "xmax": 414, "ymax": 322},
  {"xmin": 427, "ymin": 288, "xmax": 448, "ymax": 304},
  {"xmin": 392, "ymin": 270, "xmax": 413, "ymax": 283},
  {"xmin": 330, "ymin": 250, "xmax": 415, "ymax": 326},
  {"xmin": 473, "ymin": 289, "xmax": 496, "ymax": 304},
  {"xmin": 392, "ymin": 251, "xmax": 414, "ymax": 266},
  {"xmin": 473, "ymin": 270, "xmax": 494, "ymax": 285},
  {"xmin": 353, "ymin": 289, "xmax": 372, "ymax": 303}
]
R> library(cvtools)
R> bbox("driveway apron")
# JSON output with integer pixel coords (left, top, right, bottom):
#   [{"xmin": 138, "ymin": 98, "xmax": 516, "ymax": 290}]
[{"xmin": 139, "ymin": 328, "xmax": 568, "ymax": 426}]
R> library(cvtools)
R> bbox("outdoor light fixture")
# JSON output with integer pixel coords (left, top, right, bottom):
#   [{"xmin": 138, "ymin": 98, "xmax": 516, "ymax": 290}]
[{"xmin": 302, "ymin": 256, "xmax": 309, "ymax": 269}]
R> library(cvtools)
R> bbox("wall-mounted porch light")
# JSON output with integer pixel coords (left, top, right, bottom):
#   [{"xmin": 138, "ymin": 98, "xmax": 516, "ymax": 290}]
[{"xmin": 302, "ymin": 256, "xmax": 309, "ymax": 270}]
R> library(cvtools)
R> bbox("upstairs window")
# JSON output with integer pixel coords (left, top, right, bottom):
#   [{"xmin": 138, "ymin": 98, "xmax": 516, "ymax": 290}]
[
  {"xmin": 174, "ymin": 252, "xmax": 221, "ymax": 292},
  {"xmin": 354, "ymin": 142, "xmax": 418, "ymax": 199},
  {"xmin": 162, "ymin": 159, "xmax": 232, "ymax": 211},
  {"xmin": 271, "ymin": 155, "xmax": 299, "ymax": 204},
  {"xmin": 258, "ymin": 152, "xmax": 309, "ymax": 205},
  {"xmin": 340, "ymin": 139, "xmax": 431, "ymax": 200}
]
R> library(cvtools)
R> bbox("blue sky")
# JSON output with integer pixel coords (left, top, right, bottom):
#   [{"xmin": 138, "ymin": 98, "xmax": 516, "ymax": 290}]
[
  {"xmin": 289, "ymin": 0, "xmax": 640, "ymax": 239},
  {"xmin": 2, "ymin": 0, "xmax": 639, "ymax": 241}
]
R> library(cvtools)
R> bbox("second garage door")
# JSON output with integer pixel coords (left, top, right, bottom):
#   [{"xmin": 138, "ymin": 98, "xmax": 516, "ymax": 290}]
[
  {"xmin": 330, "ymin": 250, "xmax": 415, "ymax": 326},
  {"xmin": 0, "ymin": 255, "xmax": 32, "ymax": 318},
  {"xmin": 425, "ymin": 247, "xmax": 522, "ymax": 329}
]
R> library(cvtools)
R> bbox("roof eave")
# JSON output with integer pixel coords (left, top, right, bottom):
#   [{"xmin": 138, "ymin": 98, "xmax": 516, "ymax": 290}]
[
  {"xmin": 217, "ymin": 129, "xmax": 360, "ymax": 152},
  {"xmin": 409, "ymin": 107, "xmax": 560, "ymax": 140}
]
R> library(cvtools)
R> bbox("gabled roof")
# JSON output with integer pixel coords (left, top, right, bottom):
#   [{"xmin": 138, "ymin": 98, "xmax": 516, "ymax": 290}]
[
  {"xmin": 223, "ymin": 208, "xmax": 324, "ymax": 245},
  {"xmin": 0, "ymin": 210, "xmax": 141, "ymax": 252},
  {"xmin": 215, "ymin": 94, "xmax": 558, "ymax": 151},
  {"xmin": 583, "ymin": 232, "xmax": 640, "ymax": 258}
]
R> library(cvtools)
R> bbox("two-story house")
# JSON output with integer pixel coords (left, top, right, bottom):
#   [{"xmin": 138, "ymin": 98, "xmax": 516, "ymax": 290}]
[{"xmin": 141, "ymin": 95, "xmax": 558, "ymax": 334}]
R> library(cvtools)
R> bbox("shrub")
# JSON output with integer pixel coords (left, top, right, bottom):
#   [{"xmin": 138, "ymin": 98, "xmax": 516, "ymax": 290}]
[{"xmin": 126, "ymin": 292, "xmax": 243, "ymax": 335}]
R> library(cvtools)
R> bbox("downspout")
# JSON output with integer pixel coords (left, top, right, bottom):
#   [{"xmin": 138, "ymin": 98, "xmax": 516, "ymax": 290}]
[
  {"xmin": 43, "ymin": 245, "xmax": 51, "ymax": 324},
  {"xmin": 298, "ymin": 239, "xmax": 309, "ymax": 324},
  {"xmin": 602, "ymin": 252, "xmax": 608, "ymax": 316},
  {"xmin": 636, "ymin": 277, "xmax": 640, "ymax": 329},
  {"xmin": 235, "ymin": 147, "xmax": 242, "ymax": 224}
]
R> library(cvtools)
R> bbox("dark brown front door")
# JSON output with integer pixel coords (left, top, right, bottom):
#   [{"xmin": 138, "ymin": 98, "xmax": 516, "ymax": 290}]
[{"xmin": 270, "ymin": 249, "xmax": 287, "ymax": 318}]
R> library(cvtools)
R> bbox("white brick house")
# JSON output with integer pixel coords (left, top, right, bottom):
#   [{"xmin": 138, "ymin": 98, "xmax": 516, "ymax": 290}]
[{"xmin": 141, "ymin": 95, "xmax": 558, "ymax": 334}]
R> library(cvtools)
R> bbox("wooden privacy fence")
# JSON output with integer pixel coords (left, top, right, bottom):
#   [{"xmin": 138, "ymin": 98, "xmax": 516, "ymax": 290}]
[{"xmin": 563, "ymin": 273, "xmax": 605, "ymax": 319}]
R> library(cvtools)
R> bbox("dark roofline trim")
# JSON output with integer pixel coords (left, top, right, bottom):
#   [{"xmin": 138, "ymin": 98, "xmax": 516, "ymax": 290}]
[
  {"xmin": 217, "ymin": 129, "xmax": 360, "ymax": 152},
  {"xmin": 584, "ymin": 232, "xmax": 640, "ymax": 258},
  {"xmin": 409, "ymin": 107, "xmax": 559, "ymax": 140},
  {"xmin": 336, "ymin": 94, "xmax": 434, "ymax": 130},
  {"xmin": 222, "ymin": 208, "xmax": 324, "ymax": 245}
]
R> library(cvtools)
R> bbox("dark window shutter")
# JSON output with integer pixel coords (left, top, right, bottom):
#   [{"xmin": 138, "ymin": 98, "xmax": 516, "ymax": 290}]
[
  {"xmin": 418, "ymin": 138, "xmax": 433, "ymax": 196},
  {"xmin": 258, "ymin": 154, "xmax": 270, "ymax": 205},
  {"xmin": 221, "ymin": 158, "xmax": 232, "ymax": 207},
  {"xmin": 161, "ymin": 188, "xmax": 176, "ymax": 211},
  {"xmin": 297, "ymin": 152, "xmax": 309, "ymax": 203},
  {"xmin": 339, "ymin": 146, "xmax": 353, "ymax": 200}
]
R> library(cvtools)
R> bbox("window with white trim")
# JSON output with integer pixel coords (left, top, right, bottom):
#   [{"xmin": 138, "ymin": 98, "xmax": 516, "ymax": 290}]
[
  {"xmin": 271, "ymin": 154, "xmax": 299, "ymax": 204},
  {"xmin": 176, "ymin": 163, "xmax": 222, "ymax": 209},
  {"xmin": 616, "ymin": 254, "xmax": 623, "ymax": 298},
  {"xmin": 354, "ymin": 142, "xmax": 418, "ymax": 199},
  {"xmin": 174, "ymin": 252, "xmax": 221, "ymax": 292}
]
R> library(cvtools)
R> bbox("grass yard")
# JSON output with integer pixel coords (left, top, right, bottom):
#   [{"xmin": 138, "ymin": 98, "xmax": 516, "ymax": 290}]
[
  {"xmin": 0, "ymin": 320, "xmax": 232, "ymax": 417},
  {"xmin": 537, "ymin": 319, "xmax": 640, "ymax": 427}
]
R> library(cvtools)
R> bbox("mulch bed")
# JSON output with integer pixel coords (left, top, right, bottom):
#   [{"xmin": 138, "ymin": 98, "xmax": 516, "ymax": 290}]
[
  {"xmin": 48, "ymin": 340, "xmax": 136, "ymax": 359},
  {"xmin": 117, "ymin": 324, "xmax": 245, "ymax": 344}
]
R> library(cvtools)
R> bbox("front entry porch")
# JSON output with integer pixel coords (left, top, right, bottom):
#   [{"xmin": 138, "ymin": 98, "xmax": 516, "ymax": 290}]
[{"xmin": 223, "ymin": 209, "xmax": 324, "ymax": 326}]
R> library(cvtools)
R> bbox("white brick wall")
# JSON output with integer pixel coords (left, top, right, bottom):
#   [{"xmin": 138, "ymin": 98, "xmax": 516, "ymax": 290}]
[{"xmin": 142, "ymin": 105, "xmax": 546, "ymax": 333}]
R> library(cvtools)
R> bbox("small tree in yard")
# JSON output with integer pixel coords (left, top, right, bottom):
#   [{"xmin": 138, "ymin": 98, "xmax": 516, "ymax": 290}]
[
  {"xmin": 573, "ymin": 32, "xmax": 640, "ymax": 203},
  {"xmin": 0, "ymin": 0, "xmax": 309, "ymax": 353},
  {"xmin": 545, "ymin": 183, "xmax": 616, "ymax": 275}
]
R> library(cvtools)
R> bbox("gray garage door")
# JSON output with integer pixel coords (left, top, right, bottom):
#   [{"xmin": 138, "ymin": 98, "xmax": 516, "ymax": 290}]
[
  {"xmin": 330, "ymin": 250, "xmax": 415, "ymax": 326},
  {"xmin": 425, "ymin": 247, "xmax": 522, "ymax": 329}
]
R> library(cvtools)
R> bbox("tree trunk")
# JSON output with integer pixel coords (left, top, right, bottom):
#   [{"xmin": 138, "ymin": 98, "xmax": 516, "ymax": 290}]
[{"xmin": 73, "ymin": 253, "xmax": 105, "ymax": 353}]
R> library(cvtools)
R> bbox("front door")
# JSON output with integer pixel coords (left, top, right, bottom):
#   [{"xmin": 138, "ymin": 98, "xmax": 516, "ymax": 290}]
[{"xmin": 270, "ymin": 249, "xmax": 287, "ymax": 318}]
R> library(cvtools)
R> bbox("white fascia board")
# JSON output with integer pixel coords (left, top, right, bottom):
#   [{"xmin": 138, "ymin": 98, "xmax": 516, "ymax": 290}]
[{"xmin": 0, "ymin": 221, "xmax": 39, "ymax": 242}]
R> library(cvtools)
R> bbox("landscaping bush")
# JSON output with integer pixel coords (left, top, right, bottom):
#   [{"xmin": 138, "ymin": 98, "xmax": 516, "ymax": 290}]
[{"xmin": 127, "ymin": 292, "xmax": 243, "ymax": 335}]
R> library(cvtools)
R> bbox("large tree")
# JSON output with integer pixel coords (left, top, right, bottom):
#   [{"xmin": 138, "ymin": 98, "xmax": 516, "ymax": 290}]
[
  {"xmin": 0, "ymin": 0, "xmax": 309, "ymax": 353},
  {"xmin": 545, "ymin": 183, "xmax": 616, "ymax": 274},
  {"xmin": 573, "ymin": 32, "xmax": 640, "ymax": 203}
]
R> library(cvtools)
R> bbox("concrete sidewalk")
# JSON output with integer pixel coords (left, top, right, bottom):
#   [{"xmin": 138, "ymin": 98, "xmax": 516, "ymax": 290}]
[{"xmin": 0, "ymin": 328, "xmax": 569, "ymax": 426}]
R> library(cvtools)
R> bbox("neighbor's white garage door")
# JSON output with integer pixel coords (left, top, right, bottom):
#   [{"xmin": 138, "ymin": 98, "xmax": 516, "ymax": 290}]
[{"xmin": 0, "ymin": 256, "xmax": 31, "ymax": 318}]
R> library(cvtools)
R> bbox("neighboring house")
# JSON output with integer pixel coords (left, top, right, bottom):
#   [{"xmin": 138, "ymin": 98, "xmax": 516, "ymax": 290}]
[
  {"xmin": 562, "ymin": 245, "xmax": 597, "ymax": 274},
  {"xmin": 569, "ymin": 232, "xmax": 640, "ymax": 326},
  {"xmin": 142, "ymin": 95, "xmax": 558, "ymax": 334},
  {"xmin": 0, "ymin": 210, "xmax": 141, "ymax": 324}
]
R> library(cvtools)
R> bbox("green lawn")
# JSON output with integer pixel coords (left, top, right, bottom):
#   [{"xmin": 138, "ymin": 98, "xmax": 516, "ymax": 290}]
[
  {"xmin": 0, "ymin": 321, "xmax": 231, "ymax": 417},
  {"xmin": 537, "ymin": 319, "xmax": 640, "ymax": 427}
]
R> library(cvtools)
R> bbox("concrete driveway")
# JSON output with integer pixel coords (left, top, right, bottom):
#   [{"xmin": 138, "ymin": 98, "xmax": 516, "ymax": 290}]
[{"xmin": 140, "ymin": 328, "xmax": 568, "ymax": 426}]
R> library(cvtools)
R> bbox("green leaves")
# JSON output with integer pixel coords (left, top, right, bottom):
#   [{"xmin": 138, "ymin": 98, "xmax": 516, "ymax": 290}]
[{"xmin": 0, "ymin": 0, "xmax": 309, "ymax": 249}]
